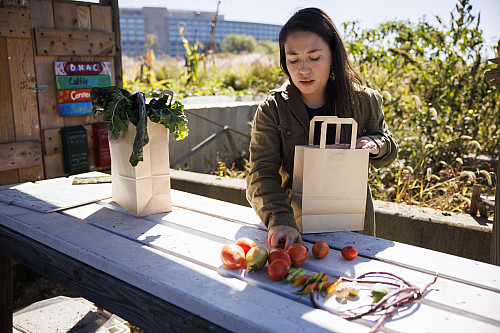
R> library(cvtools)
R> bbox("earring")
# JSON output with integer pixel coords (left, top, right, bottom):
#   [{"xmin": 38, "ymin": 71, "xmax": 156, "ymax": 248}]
[{"xmin": 330, "ymin": 66, "xmax": 336, "ymax": 81}]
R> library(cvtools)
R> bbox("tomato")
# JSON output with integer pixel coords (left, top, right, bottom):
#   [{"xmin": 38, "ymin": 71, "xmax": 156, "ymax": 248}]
[
  {"xmin": 236, "ymin": 237, "xmax": 256, "ymax": 255},
  {"xmin": 220, "ymin": 243, "xmax": 246, "ymax": 269},
  {"xmin": 312, "ymin": 241, "xmax": 329, "ymax": 259},
  {"xmin": 268, "ymin": 259, "xmax": 291, "ymax": 281},
  {"xmin": 268, "ymin": 248, "xmax": 291, "ymax": 266},
  {"xmin": 286, "ymin": 243, "xmax": 308, "ymax": 267},
  {"xmin": 341, "ymin": 246, "xmax": 358, "ymax": 260},
  {"xmin": 246, "ymin": 246, "xmax": 268, "ymax": 272}
]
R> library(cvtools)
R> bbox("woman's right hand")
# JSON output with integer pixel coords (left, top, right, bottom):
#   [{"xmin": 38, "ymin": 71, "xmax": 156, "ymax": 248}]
[{"xmin": 268, "ymin": 225, "xmax": 303, "ymax": 250}]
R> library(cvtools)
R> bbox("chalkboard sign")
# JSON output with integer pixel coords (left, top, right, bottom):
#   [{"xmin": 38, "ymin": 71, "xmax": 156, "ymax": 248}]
[
  {"xmin": 92, "ymin": 122, "xmax": 111, "ymax": 168},
  {"xmin": 61, "ymin": 126, "xmax": 90, "ymax": 175},
  {"xmin": 54, "ymin": 61, "xmax": 112, "ymax": 116}
]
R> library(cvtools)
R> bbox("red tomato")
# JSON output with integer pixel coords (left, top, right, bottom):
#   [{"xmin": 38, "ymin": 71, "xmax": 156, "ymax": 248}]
[
  {"xmin": 286, "ymin": 243, "xmax": 308, "ymax": 267},
  {"xmin": 312, "ymin": 241, "xmax": 329, "ymax": 259},
  {"xmin": 341, "ymin": 246, "xmax": 358, "ymax": 260},
  {"xmin": 268, "ymin": 248, "xmax": 291, "ymax": 266},
  {"xmin": 268, "ymin": 259, "xmax": 291, "ymax": 281},
  {"xmin": 236, "ymin": 237, "xmax": 257, "ymax": 255},
  {"xmin": 220, "ymin": 244, "xmax": 246, "ymax": 269},
  {"xmin": 246, "ymin": 246, "xmax": 268, "ymax": 272}
]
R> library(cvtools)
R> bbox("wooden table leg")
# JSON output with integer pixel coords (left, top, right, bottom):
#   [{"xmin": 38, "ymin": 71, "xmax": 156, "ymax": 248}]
[{"xmin": 0, "ymin": 253, "xmax": 12, "ymax": 333}]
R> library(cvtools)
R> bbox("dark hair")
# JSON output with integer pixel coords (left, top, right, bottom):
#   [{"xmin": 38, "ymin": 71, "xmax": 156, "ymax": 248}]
[{"xmin": 279, "ymin": 7, "xmax": 363, "ymax": 117}]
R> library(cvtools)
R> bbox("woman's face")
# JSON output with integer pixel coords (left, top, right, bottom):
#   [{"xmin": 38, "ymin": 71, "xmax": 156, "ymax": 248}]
[{"xmin": 284, "ymin": 31, "xmax": 332, "ymax": 108}]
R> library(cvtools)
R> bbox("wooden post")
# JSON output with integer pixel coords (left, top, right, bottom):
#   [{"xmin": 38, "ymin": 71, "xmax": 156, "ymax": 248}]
[
  {"xmin": 0, "ymin": 253, "xmax": 12, "ymax": 333},
  {"xmin": 109, "ymin": 0, "xmax": 123, "ymax": 88}
]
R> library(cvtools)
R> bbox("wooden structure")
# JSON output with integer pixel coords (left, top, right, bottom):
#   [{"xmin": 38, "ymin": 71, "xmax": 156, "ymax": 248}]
[
  {"xmin": 1, "ymin": 172, "xmax": 500, "ymax": 332},
  {"xmin": 485, "ymin": 40, "xmax": 500, "ymax": 266},
  {"xmin": 0, "ymin": 0, "xmax": 122, "ymax": 186}
]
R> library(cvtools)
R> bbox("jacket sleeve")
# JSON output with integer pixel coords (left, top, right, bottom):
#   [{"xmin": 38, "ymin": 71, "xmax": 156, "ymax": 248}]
[
  {"xmin": 361, "ymin": 89, "xmax": 398, "ymax": 169},
  {"xmin": 246, "ymin": 98, "xmax": 298, "ymax": 231}
]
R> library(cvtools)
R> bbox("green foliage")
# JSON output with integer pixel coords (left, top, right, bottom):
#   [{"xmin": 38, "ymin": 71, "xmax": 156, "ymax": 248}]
[
  {"xmin": 255, "ymin": 40, "xmax": 280, "ymax": 56},
  {"xmin": 343, "ymin": 0, "xmax": 498, "ymax": 211},
  {"xmin": 220, "ymin": 34, "xmax": 257, "ymax": 53},
  {"xmin": 122, "ymin": 0, "xmax": 498, "ymax": 213}
]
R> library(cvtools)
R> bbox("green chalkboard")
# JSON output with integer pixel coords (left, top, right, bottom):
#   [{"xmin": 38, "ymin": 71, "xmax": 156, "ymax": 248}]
[{"xmin": 60, "ymin": 126, "xmax": 90, "ymax": 175}]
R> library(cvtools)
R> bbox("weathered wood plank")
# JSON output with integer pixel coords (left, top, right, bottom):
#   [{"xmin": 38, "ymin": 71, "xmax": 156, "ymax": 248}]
[
  {"xmin": 76, "ymin": 5, "xmax": 91, "ymax": 31},
  {"xmin": 0, "ymin": 140, "xmax": 42, "ymax": 171},
  {"xmin": 6, "ymin": 37, "xmax": 44, "ymax": 182},
  {"xmin": 59, "ymin": 202, "xmax": 500, "ymax": 332},
  {"xmin": 0, "ymin": 37, "xmax": 19, "ymax": 185},
  {"xmin": 0, "ymin": 7, "xmax": 30, "ymax": 38},
  {"xmin": 34, "ymin": 28, "xmax": 116, "ymax": 56},
  {"xmin": 166, "ymin": 190, "xmax": 500, "ymax": 291},
  {"xmin": 0, "ymin": 209, "xmax": 367, "ymax": 333},
  {"xmin": 0, "ymin": 225, "xmax": 231, "ymax": 333},
  {"xmin": 43, "ymin": 125, "xmax": 93, "ymax": 156},
  {"xmin": 109, "ymin": 0, "xmax": 122, "ymax": 88},
  {"xmin": 53, "ymin": 1, "xmax": 77, "ymax": 29},
  {"xmin": 90, "ymin": 4, "xmax": 112, "ymax": 32},
  {"xmin": 1, "ymin": 0, "xmax": 28, "ymax": 10}
]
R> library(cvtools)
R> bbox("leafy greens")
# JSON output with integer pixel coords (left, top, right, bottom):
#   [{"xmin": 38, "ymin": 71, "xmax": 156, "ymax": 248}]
[{"xmin": 90, "ymin": 87, "xmax": 188, "ymax": 166}]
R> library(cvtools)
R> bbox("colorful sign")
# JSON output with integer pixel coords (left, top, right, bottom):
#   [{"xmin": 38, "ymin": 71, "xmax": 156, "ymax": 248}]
[
  {"xmin": 55, "ymin": 75, "xmax": 112, "ymax": 90},
  {"xmin": 58, "ymin": 89, "xmax": 91, "ymax": 103},
  {"xmin": 54, "ymin": 61, "xmax": 111, "ymax": 116}
]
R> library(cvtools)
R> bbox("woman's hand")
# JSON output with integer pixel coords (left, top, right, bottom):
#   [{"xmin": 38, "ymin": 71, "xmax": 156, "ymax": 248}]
[
  {"xmin": 356, "ymin": 136, "xmax": 379, "ymax": 155},
  {"xmin": 268, "ymin": 225, "xmax": 303, "ymax": 250}
]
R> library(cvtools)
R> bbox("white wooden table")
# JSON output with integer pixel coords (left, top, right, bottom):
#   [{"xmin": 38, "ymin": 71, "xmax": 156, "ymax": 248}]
[{"xmin": 1, "ymin": 174, "xmax": 500, "ymax": 333}]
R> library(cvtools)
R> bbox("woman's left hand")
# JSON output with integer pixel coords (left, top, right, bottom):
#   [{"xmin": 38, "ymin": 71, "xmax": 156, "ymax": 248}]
[{"xmin": 356, "ymin": 136, "xmax": 379, "ymax": 155}]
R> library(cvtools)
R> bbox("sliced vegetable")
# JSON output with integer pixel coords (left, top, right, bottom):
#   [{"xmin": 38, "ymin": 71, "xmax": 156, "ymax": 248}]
[
  {"xmin": 371, "ymin": 283, "xmax": 389, "ymax": 303},
  {"xmin": 325, "ymin": 277, "xmax": 343, "ymax": 297}
]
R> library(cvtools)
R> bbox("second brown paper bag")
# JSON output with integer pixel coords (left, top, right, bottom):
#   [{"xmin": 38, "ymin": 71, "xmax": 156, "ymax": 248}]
[{"xmin": 291, "ymin": 116, "xmax": 369, "ymax": 233}]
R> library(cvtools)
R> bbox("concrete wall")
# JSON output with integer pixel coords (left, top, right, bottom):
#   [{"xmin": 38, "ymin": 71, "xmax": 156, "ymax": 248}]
[
  {"xmin": 169, "ymin": 96, "xmax": 261, "ymax": 173},
  {"xmin": 170, "ymin": 169, "xmax": 493, "ymax": 263}
]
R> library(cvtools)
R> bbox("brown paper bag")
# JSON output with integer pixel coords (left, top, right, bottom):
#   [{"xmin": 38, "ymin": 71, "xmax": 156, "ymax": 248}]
[
  {"xmin": 291, "ymin": 116, "xmax": 369, "ymax": 233},
  {"xmin": 109, "ymin": 118, "xmax": 172, "ymax": 216}
]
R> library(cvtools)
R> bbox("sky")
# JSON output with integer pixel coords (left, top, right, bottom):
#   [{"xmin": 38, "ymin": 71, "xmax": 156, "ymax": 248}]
[{"xmin": 117, "ymin": 0, "xmax": 499, "ymax": 55}]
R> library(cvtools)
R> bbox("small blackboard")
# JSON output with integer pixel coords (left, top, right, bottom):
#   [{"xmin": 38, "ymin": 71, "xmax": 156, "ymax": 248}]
[{"xmin": 61, "ymin": 125, "xmax": 90, "ymax": 175}]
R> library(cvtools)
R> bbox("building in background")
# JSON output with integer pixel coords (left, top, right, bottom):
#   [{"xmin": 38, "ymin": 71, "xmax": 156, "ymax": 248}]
[{"xmin": 119, "ymin": 7, "xmax": 282, "ymax": 57}]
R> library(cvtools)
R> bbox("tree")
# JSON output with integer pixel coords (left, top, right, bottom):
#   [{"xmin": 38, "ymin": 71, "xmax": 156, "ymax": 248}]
[{"xmin": 220, "ymin": 34, "xmax": 257, "ymax": 53}]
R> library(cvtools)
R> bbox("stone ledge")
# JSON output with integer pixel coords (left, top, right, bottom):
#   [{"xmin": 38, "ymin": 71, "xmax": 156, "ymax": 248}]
[{"xmin": 170, "ymin": 169, "xmax": 493, "ymax": 263}]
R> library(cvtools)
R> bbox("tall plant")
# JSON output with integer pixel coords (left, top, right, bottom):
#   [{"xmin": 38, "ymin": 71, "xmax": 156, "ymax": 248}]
[{"xmin": 344, "ymin": 0, "xmax": 498, "ymax": 210}]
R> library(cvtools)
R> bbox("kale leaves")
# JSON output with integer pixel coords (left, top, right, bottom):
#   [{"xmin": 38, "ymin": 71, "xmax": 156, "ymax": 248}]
[{"xmin": 90, "ymin": 87, "xmax": 188, "ymax": 166}]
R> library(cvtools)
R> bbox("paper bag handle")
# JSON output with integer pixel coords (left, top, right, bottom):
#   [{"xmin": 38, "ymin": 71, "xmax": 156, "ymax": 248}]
[
  {"xmin": 309, "ymin": 116, "xmax": 358, "ymax": 149},
  {"xmin": 308, "ymin": 116, "xmax": 338, "ymax": 145}
]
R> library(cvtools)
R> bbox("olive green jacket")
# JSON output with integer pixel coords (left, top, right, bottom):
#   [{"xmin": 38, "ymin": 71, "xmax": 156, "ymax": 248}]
[{"xmin": 246, "ymin": 81, "xmax": 398, "ymax": 236}]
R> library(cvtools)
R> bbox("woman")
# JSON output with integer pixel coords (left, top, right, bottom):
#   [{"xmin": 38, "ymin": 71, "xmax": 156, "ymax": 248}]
[{"xmin": 246, "ymin": 8, "xmax": 398, "ymax": 249}]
